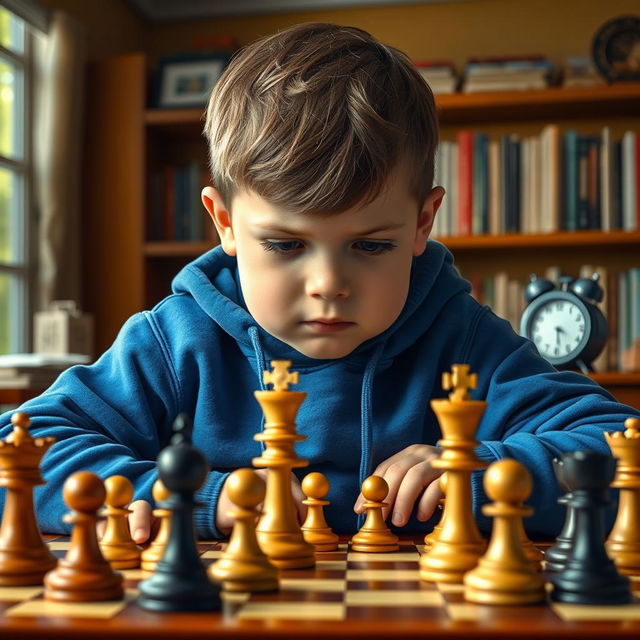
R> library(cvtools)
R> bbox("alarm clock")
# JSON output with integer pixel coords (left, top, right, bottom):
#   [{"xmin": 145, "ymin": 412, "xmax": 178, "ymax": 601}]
[
  {"xmin": 592, "ymin": 15, "xmax": 640, "ymax": 83},
  {"xmin": 520, "ymin": 273, "xmax": 608, "ymax": 374}
]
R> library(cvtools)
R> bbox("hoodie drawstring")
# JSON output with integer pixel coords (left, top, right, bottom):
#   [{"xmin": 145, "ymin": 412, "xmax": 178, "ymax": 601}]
[
  {"xmin": 249, "ymin": 324, "xmax": 387, "ymax": 530},
  {"xmin": 249, "ymin": 326, "xmax": 268, "ymax": 453},
  {"xmin": 357, "ymin": 340, "xmax": 387, "ymax": 528}
]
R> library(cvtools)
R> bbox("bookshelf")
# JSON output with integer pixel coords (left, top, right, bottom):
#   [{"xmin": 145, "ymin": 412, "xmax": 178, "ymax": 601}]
[{"xmin": 83, "ymin": 53, "xmax": 640, "ymax": 406}]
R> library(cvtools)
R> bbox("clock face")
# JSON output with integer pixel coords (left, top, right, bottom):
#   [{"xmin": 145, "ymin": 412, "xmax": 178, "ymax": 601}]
[{"xmin": 529, "ymin": 298, "xmax": 588, "ymax": 361}]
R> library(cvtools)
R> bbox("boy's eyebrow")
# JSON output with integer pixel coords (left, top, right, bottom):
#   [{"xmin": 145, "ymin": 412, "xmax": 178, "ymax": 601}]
[{"xmin": 252, "ymin": 222, "xmax": 406, "ymax": 235}]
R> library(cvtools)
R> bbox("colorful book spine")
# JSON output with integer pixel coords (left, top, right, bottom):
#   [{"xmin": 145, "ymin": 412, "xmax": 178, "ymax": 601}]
[{"xmin": 457, "ymin": 130, "xmax": 474, "ymax": 236}]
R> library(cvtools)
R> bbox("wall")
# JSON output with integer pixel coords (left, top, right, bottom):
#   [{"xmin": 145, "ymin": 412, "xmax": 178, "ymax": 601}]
[
  {"xmin": 38, "ymin": 0, "xmax": 145, "ymax": 61},
  {"xmin": 146, "ymin": 0, "xmax": 640, "ymax": 69}
]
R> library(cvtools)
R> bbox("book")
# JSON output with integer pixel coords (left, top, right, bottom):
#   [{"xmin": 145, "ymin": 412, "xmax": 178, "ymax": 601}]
[
  {"xmin": 540, "ymin": 124, "xmax": 561, "ymax": 233},
  {"xmin": 619, "ymin": 270, "xmax": 629, "ymax": 369},
  {"xmin": 622, "ymin": 131, "xmax": 637, "ymax": 231},
  {"xmin": 472, "ymin": 133, "xmax": 488, "ymax": 235},
  {"xmin": 488, "ymin": 139, "xmax": 501, "ymax": 235},
  {"xmin": 600, "ymin": 127, "xmax": 613, "ymax": 232},
  {"xmin": 577, "ymin": 135, "xmax": 590, "ymax": 230},
  {"xmin": 457, "ymin": 131, "xmax": 474, "ymax": 236},
  {"xmin": 607, "ymin": 270, "xmax": 619, "ymax": 371},
  {"xmin": 415, "ymin": 60, "xmax": 458, "ymax": 94},
  {"xmin": 563, "ymin": 130, "xmax": 579, "ymax": 231},
  {"xmin": 562, "ymin": 56, "xmax": 606, "ymax": 88}
]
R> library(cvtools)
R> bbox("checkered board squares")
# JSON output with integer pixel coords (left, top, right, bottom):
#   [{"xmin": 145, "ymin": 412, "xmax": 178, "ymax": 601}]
[{"xmin": 1, "ymin": 538, "xmax": 640, "ymax": 625}]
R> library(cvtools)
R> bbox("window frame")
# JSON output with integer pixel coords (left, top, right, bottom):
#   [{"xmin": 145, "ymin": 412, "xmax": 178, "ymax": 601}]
[{"xmin": 0, "ymin": 9, "xmax": 36, "ymax": 353}]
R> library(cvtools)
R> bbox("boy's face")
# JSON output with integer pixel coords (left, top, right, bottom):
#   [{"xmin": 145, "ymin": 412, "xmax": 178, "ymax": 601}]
[{"xmin": 203, "ymin": 175, "xmax": 443, "ymax": 359}]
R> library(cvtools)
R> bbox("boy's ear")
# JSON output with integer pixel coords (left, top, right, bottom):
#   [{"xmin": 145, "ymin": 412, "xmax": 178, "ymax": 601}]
[
  {"xmin": 201, "ymin": 186, "xmax": 236, "ymax": 256},
  {"xmin": 413, "ymin": 186, "xmax": 445, "ymax": 256}
]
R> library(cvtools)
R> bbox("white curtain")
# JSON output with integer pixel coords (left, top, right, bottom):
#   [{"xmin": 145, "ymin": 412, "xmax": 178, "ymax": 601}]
[{"xmin": 33, "ymin": 10, "xmax": 85, "ymax": 310}]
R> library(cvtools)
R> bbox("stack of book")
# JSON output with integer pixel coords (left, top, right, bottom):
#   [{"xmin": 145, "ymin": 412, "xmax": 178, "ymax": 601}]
[
  {"xmin": 562, "ymin": 56, "xmax": 606, "ymax": 88},
  {"xmin": 0, "ymin": 353, "xmax": 91, "ymax": 389},
  {"xmin": 461, "ymin": 55, "xmax": 554, "ymax": 93},
  {"xmin": 470, "ymin": 265, "xmax": 640, "ymax": 373},
  {"xmin": 414, "ymin": 60, "xmax": 458, "ymax": 94},
  {"xmin": 432, "ymin": 126, "xmax": 639, "ymax": 237}
]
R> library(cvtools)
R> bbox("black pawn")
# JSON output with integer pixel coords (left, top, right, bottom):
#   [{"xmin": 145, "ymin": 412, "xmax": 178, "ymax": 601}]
[
  {"xmin": 137, "ymin": 414, "xmax": 221, "ymax": 612},
  {"xmin": 549, "ymin": 450, "xmax": 631, "ymax": 605},
  {"xmin": 545, "ymin": 457, "xmax": 577, "ymax": 572}
]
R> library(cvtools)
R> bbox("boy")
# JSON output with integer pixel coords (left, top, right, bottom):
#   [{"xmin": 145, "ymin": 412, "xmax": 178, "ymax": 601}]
[{"xmin": 0, "ymin": 23, "xmax": 637, "ymax": 543}]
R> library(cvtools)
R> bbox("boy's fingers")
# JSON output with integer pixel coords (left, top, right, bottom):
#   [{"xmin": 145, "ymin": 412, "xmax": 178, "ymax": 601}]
[
  {"xmin": 128, "ymin": 500, "xmax": 152, "ymax": 544},
  {"xmin": 391, "ymin": 462, "xmax": 436, "ymax": 526},
  {"xmin": 417, "ymin": 477, "xmax": 445, "ymax": 521},
  {"xmin": 381, "ymin": 460, "xmax": 419, "ymax": 520}
]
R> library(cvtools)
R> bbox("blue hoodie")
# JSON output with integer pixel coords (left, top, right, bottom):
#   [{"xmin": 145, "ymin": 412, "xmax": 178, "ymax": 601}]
[{"xmin": 0, "ymin": 241, "xmax": 636, "ymax": 538}]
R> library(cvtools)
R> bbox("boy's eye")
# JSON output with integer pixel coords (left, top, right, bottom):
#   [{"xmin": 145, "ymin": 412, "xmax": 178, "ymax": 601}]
[
  {"xmin": 260, "ymin": 239, "xmax": 303, "ymax": 254},
  {"xmin": 354, "ymin": 240, "xmax": 397, "ymax": 255}
]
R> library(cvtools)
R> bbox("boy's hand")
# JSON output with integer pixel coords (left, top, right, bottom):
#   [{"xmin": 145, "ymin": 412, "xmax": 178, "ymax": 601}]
[
  {"xmin": 96, "ymin": 499, "xmax": 160, "ymax": 544},
  {"xmin": 215, "ymin": 469, "xmax": 307, "ymax": 536},
  {"xmin": 353, "ymin": 444, "xmax": 443, "ymax": 527}
]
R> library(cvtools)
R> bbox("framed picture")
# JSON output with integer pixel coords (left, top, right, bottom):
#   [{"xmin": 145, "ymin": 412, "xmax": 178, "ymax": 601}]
[{"xmin": 155, "ymin": 53, "xmax": 230, "ymax": 108}]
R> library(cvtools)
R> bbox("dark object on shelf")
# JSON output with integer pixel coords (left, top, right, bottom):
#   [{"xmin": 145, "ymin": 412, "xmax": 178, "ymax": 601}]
[
  {"xmin": 520, "ymin": 272, "xmax": 608, "ymax": 373},
  {"xmin": 592, "ymin": 15, "xmax": 640, "ymax": 83}
]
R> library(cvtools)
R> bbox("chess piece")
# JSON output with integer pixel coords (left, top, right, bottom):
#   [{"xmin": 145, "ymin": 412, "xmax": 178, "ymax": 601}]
[
  {"xmin": 0, "ymin": 412, "xmax": 57, "ymax": 585},
  {"xmin": 301, "ymin": 472, "xmax": 339, "ymax": 551},
  {"xmin": 424, "ymin": 472, "xmax": 447, "ymax": 550},
  {"xmin": 463, "ymin": 459, "xmax": 546, "ymax": 605},
  {"xmin": 44, "ymin": 471, "xmax": 124, "ymax": 601},
  {"xmin": 253, "ymin": 361, "xmax": 315, "ymax": 569},
  {"xmin": 140, "ymin": 479, "xmax": 171, "ymax": 572},
  {"xmin": 137, "ymin": 414, "xmax": 221, "ymax": 612},
  {"xmin": 518, "ymin": 516, "xmax": 544, "ymax": 572},
  {"xmin": 605, "ymin": 418, "xmax": 640, "ymax": 576},
  {"xmin": 350, "ymin": 476, "xmax": 399, "ymax": 552},
  {"xmin": 545, "ymin": 457, "xmax": 576, "ymax": 573},
  {"xmin": 209, "ymin": 468, "xmax": 279, "ymax": 592},
  {"xmin": 549, "ymin": 450, "xmax": 631, "ymax": 605},
  {"xmin": 99, "ymin": 475, "xmax": 141, "ymax": 569},
  {"xmin": 420, "ymin": 365, "xmax": 487, "ymax": 583}
]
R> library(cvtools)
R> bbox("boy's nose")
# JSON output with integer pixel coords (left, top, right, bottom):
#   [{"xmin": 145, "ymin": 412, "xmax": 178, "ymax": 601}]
[{"xmin": 304, "ymin": 262, "xmax": 350, "ymax": 300}]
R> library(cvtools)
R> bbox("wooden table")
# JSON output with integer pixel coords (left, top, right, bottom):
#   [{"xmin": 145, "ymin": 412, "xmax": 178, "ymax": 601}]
[{"xmin": 0, "ymin": 535, "xmax": 638, "ymax": 639}]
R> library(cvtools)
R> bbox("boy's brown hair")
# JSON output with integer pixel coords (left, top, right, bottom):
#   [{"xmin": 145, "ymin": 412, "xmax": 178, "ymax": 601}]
[{"xmin": 204, "ymin": 22, "xmax": 438, "ymax": 215}]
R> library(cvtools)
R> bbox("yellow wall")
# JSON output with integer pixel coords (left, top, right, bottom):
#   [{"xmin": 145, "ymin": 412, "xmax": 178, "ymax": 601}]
[
  {"xmin": 37, "ymin": 0, "xmax": 640, "ymax": 70},
  {"xmin": 146, "ymin": 0, "xmax": 640, "ymax": 69}
]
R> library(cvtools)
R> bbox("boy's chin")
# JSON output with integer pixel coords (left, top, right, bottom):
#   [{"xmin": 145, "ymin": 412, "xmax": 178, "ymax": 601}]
[{"xmin": 285, "ymin": 338, "xmax": 358, "ymax": 361}]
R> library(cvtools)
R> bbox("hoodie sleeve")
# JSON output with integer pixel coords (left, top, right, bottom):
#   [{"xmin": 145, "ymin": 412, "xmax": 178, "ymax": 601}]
[
  {"xmin": 462, "ymin": 307, "xmax": 640, "ymax": 536},
  {"xmin": 0, "ymin": 312, "xmax": 228, "ymax": 539}
]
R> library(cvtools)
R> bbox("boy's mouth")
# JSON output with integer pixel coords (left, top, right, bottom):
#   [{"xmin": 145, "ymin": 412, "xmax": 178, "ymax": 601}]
[{"xmin": 303, "ymin": 318, "xmax": 355, "ymax": 333}]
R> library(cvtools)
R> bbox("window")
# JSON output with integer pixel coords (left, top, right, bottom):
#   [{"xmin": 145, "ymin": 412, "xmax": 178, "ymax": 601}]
[{"xmin": 0, "ymin": 5, "xmax": 32, "ymax": 354}]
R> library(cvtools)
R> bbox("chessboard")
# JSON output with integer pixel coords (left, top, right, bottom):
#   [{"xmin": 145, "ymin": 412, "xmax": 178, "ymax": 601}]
[{"xmin": 0, "ymin": 536, "xmax": 639, "ymax": 639}]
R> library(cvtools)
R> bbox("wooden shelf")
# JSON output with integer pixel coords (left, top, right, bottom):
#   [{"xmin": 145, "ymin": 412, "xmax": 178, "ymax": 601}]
[
  {"xmin": 438, "ymin": 230, "xmax": 640, "ymax": 251},
  {"xmin": 145, "ymin": 107, "xmax": 205, "ymax": 126},
  {"xmin": 143, "ymin": 83, "xmax": 640, "ymax": 128},
  {"xmin": 436, "ymin": 83, "xmax": 640, "ymax": 123},
  {"xmin": 591, "ymin": 372, "xmax": 640, "ymax": 386},
  {"xmin": 145, "ymin": 241, "xmax": 212, "ymax": 257}
]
